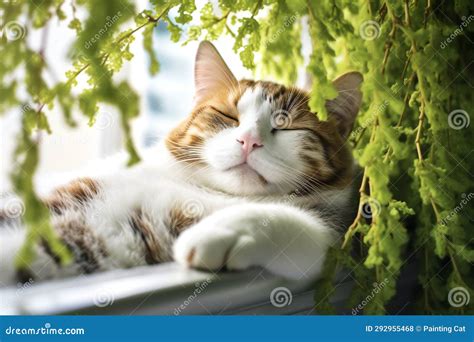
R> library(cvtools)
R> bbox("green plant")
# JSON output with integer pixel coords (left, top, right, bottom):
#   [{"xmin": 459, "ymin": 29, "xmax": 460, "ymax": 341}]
[{"xmin": 1, "ymin": 0, "xmax": 472, "ymax": 314}]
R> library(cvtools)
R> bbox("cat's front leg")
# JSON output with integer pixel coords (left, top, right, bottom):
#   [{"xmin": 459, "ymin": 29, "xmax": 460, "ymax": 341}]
[{"xmin": 173, "ymin": 203, "xmax": 337, "ymax": 280}]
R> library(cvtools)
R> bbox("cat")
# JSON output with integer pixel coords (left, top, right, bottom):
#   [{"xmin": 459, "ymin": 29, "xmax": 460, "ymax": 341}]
[{"xmin": 0, "ymin": 41, "xmax": 362, "ymax": 286}]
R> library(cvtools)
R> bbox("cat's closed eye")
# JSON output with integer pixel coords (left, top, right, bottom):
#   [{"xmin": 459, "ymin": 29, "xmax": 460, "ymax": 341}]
[
  {"xmin": 210, "ymin": 106, "xmax": 238, "ymax": 123},
  {"xmin": 270, "ymin": 127, "xmax": 309, "ymax": 134}
]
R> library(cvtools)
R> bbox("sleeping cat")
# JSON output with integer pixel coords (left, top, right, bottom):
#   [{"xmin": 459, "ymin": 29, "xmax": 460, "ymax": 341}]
[{"xmin": 0, "ymin": 41, "xmax": 362, "ymax": 286}]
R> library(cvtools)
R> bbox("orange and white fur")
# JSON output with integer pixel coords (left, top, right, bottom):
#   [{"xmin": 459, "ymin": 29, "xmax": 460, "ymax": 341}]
[{"xmin": 0, "ymin": 41, "xmax": 362, "ymax": 286}]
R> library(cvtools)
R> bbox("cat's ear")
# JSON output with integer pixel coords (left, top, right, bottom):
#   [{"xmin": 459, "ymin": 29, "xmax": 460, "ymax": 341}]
[
  {"xmin": 325, "ymin": 72, "xmax": 363, "ymax": 139},
  {"xmin": 194, "ymin": 41, "xmax": 238, "ymax": 104}
]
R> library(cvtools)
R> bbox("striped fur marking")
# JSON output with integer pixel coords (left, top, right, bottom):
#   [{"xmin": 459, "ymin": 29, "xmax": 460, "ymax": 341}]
[
  {"xmin": 40, "ymin": 238, "xmax": 62, "ymax": 266},
  {"xmin": 54, "ymin": 215, "xmax": 108, "ymax": 274},
  {"xmin": 45, "ymin": 178, "xmax": 101, "ymax": 214},
  {"xmin": 129, "ymin": 209, "xmax": 170, "ymax": 264},
  {"xmin": 167, "ymin": 205, "xmax": 201, "ymax": 237}
]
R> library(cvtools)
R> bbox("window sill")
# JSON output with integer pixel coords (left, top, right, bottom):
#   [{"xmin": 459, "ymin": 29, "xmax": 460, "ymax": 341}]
[{"xmin": 1, "ymin": 263, "xmax": 354, "ymax": 315}]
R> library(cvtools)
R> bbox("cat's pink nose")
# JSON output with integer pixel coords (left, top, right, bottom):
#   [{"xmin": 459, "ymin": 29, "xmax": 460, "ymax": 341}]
[{"xmin": 237, "ymin": 133, "xmax": 263, "ymax": 156}]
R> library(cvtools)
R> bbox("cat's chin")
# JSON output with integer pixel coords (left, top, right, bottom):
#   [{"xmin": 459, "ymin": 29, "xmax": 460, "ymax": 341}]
[
  {"xmin": 226, "ymin": 163, "xmax": 268, "ymax": 185},
  {"xmin": 190, "ymin": 162, "xmax": 289, "ymax": 196},
  {"xmin": 199, "ymin": 163, "xmax": 273, "ymax": 196}
]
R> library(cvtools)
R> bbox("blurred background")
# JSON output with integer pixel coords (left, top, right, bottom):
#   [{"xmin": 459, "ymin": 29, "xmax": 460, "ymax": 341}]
[{"xmin": 0, "ymin": 1, "xmax": 261, "ymax": 193}]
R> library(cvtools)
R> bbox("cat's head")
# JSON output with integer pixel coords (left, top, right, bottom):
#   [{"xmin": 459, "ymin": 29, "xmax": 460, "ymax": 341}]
[{"xmin": 166, "ymin": 41, "xmax": 362, "ymax": 196}]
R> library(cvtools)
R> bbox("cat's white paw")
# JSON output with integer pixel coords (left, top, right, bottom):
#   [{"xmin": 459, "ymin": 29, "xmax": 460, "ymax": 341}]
[{"xmin": 173, "ymin": 222, "xmax": 258, "ymax": 272}]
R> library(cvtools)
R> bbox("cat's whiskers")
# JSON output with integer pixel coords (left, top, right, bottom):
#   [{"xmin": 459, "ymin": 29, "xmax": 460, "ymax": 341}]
[
  {"xmin": 255, "ymin": 156, "xmax": 335, "ymax": 199},
  {"xmin": 262, "ymin": 148, "xmax": 333, "ymax": 189}
]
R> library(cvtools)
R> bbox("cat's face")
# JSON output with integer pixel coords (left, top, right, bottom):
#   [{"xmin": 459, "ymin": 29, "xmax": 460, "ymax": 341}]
[{"xmin": 166, "ymin": 41, "xmax": 362, "ymax": 196}]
